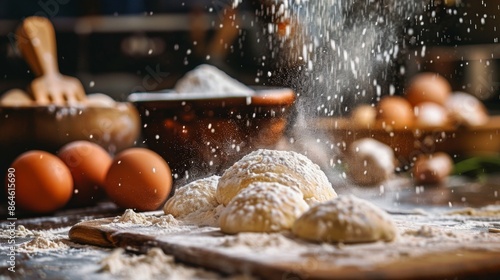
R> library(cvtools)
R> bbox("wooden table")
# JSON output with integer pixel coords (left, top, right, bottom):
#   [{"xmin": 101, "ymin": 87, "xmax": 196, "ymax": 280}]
[{"xmin": 2, "ymin": 175, "xmax": 500, "ymax": 279}]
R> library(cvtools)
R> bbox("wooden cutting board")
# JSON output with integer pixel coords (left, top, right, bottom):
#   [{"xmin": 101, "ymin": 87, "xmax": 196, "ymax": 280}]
[{"xmin": 69, "ymin": 211, "xmax": 500, "ymax": 280}]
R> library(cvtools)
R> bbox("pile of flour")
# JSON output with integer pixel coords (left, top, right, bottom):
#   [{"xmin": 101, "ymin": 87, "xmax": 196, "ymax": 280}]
[
  {"xmin": 0, "ymin": 225, "xmax": 71, "ymax": 253},
  {"xmin": 174, "ymin": 64, "xmax": 253, "ymax": 95}
]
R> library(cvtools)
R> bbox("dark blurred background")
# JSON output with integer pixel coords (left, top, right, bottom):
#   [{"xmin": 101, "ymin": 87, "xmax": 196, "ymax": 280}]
[
  {"xmin": 0, "ymin": 0, "xmax": 294, "ymax": 101},
  {"xmin": 1, "ymin": 0, "xmax": 500, "ymax": 110},
  {"xmin": 404, "ymin": 0, "xmax": 500, "ymax": 113}
]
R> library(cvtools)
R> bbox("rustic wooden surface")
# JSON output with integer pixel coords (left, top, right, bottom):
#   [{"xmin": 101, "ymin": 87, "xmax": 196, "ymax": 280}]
[
  {"xmin": 68, "ymin": 213, "xmax": 500, "ymax": 280},
  {"xmin": 3, "ymin": 175, "xmax": 500, "ymax": 279}
]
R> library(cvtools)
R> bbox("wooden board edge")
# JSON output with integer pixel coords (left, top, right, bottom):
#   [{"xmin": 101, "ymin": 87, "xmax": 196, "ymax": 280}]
[{"xmin": 68, "ymin": 218, "xmax": 116, "ymax": 248}]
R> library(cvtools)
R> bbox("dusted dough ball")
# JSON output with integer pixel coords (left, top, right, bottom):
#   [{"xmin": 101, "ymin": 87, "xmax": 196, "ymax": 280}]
[
  {"xmin": 292, "ymin": 195, "xmax": 397, "ymax": 243},
  {"xmin": 345, "ymin": 138, "xmax": 395, "ymax": 186},
  {"xmin": 219, "ymin": 182, "xmax": 309, "ymax": 234},
  {"xmin": 216, "ymin": 149, "xmax": 337, "ymax": 206},
  {"xmin": 163, "ymin": 175, "xmax": 219, "ymax": 217}
]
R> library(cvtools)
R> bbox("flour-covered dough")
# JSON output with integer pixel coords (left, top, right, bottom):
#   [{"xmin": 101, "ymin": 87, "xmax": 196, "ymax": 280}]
[
  {"xmin": 219, "ymin": 182, "xmax": 309, "ymax": 234},
  {"xmin": 163, "ymin": 175, "xmax": 219, "ymax": 217},
  {"xmin": 216, "ymin": 149, "xmax": 337, "ymax": 206},
  {"xmin": 292, "ymin": 195, "xmax": 397, "ymax": 243}
]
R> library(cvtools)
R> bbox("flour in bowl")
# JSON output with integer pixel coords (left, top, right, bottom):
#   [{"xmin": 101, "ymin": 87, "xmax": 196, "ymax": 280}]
[{"xmin": 174, "ymin": 64, "xmax": 253, "ymax": 95}]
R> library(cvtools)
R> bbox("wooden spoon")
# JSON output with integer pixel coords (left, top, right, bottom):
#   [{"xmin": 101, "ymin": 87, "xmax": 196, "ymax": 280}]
[{"xmin": 16, "ymin": 16, "xmax": 86, "ymax": 105}]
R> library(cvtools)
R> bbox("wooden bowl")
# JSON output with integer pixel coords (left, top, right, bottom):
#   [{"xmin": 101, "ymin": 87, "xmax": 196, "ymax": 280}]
[
  {"xmin": 128, "ymin": 87, "xmax": 295, "ymax": 177},
  {"xmin": 313, "ymin": 116, "xmax": 500, "ymax": 167},
  {"xmin": 0, "ymin": 103, "xmax": 141, "ymax": 171}
]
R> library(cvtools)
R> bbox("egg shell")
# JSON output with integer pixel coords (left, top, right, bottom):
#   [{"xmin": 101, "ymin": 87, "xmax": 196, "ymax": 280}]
[
  {"xmin": 405, "ymin": 72, "xmax": 452, "ymax": 106},
  {"xmin": 8, "ymin": 150, "xmax": 73, "ymax": 213},
  {"xmin": 376, "ymin": 96, "xmax": 414, "ymax": 129},
  {"xmin": 58, "ymin": 141, "xmax": 112, "ymax": 207},
  {"xmin": 104, "ymin": 148, "xmax": 172, "ymax": 211}
]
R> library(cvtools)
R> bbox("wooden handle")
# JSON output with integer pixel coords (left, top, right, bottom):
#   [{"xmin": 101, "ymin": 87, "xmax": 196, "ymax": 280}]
[{"xmin": 16, "ymin": 16, "xmax": 59, "ymax": 77}]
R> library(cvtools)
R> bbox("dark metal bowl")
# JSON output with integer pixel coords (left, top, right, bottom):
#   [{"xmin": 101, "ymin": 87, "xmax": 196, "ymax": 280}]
[{"xmin": 128, "ymin": 87, "xmax": 296, "ymax": 178}]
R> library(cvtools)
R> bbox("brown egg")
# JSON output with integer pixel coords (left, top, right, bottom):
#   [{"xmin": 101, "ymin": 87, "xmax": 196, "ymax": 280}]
[
  {"xmin": 104, "ymin": 148, "xmax": 172, "ymax": 211},
  {"xmin": 58, "ymin": 141, "xmax": 112, "ymax": 207},
  {"xmin": 8, "ymin": 150, "xmax": 73, "ymax": 213},
  {"xmin": 412, "ymin": 152, "xmax": 453, "ymax": 185},
  {"xmin": 405, "ymin": 72, "xmax": 452, "ymax": 106},
  {"xmin": 350, "ymin": 104, "xmax": 377, "ymax": 128},
  {"xmin": 376, "ymin": 96, "xmax": 414, "ymax": 129}
]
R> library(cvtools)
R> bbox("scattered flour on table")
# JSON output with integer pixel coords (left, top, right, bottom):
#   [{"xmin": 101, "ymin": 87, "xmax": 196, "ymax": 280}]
[
  {"xmin": 220, "ymin": 232, "xmax": 298, "ymax": 250},
  {"xmin": 110, "ymin": 205, "xmax": 225, "ymax": 230},
  {"xmin": 18, "ymin": 236, "xmax": 70, "ymax": 252},
  {"xmin": 100, "ymin": 247, "xmax": 255, "ymax": 280},
  {"xmin": 446, "ymin": 204, "xmax": 500, "ymax": 217},
  {"xmin": 110, "ymin": 209, "xmax": 180, "ymax": 228},
  {"xmin": 0, "ymin": 225, "xmax": 73, "ymax": 252},
  {"xmin": 0, "ymin": 225, "xmax": 34, "ymax": 238}
]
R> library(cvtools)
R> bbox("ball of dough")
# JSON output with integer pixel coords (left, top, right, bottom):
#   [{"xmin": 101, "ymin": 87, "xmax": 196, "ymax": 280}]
[
  {"xmin": 216, "ymin": 149, "xmax": 337, "ymax": 206},
  {"xmin": 163, "ymin": 175, "xmax": 220, "ymax": 217},
  {"xmin": 219, "ymin": 182, "xmax": 309, "ymax": 234},
  {"xmin": 292, "ymin": 195, "xmax": 397, "ymax": 243},
  {"xmin": 345, "ymin": 138, "xmax": 395, "ymax": 186}
]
